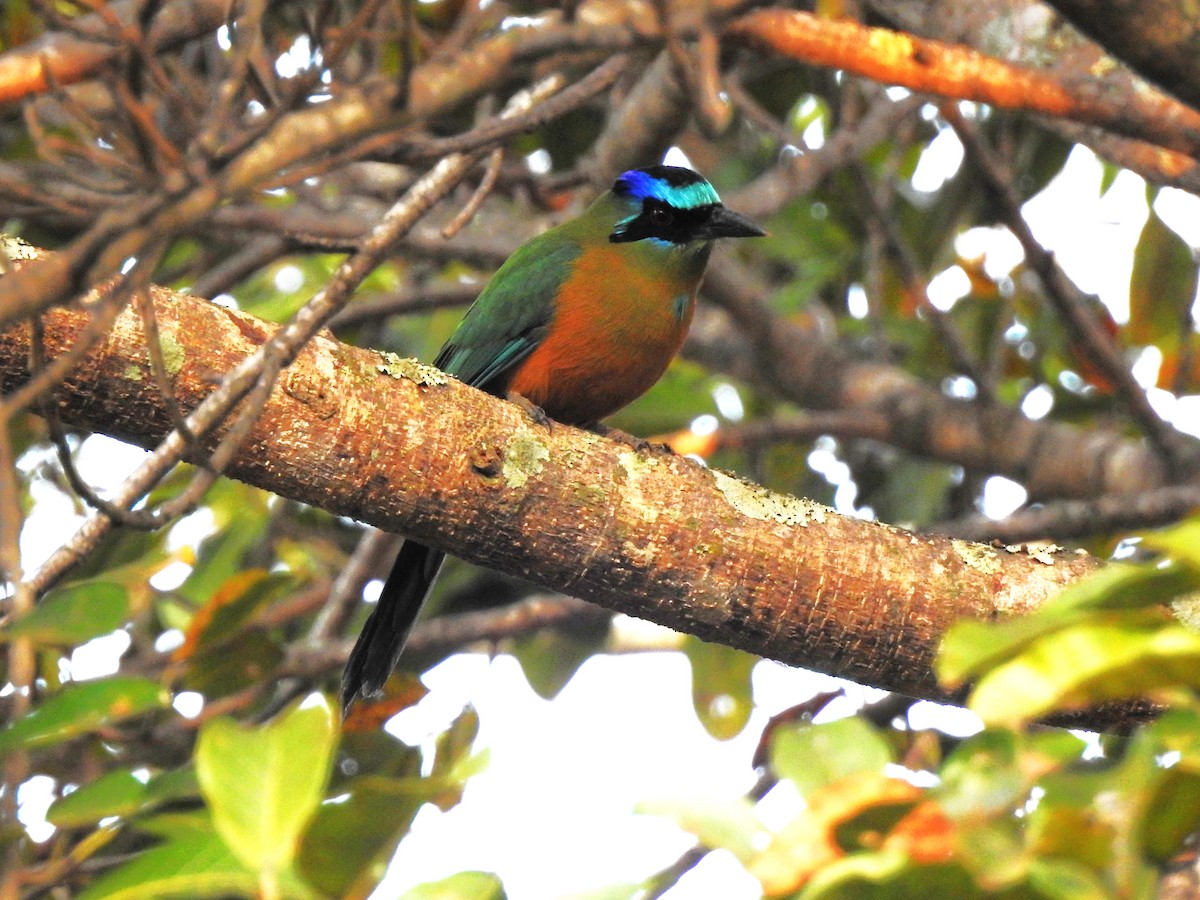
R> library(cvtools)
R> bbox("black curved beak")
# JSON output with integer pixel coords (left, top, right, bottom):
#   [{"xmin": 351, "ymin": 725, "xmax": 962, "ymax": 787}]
[{"xmin": 701, "ymin": 205, "xmax": 768, "ymax": 240}]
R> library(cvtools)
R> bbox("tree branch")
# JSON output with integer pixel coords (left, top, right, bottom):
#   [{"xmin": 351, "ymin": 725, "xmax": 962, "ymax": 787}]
[
  {"xmin": 0, "ymin": 0, "xmax": 237, "ymax": 106},
  {"xmin": 0, "ymin": 245, "xmax": 1106, "ymax": 715},
  {"xmin": 727, "ymin": 9, "xmax": 1200, "ymax": 158},
  {"xmin": 867, "ymin": 0, "xmax": 1200, "ymax": 190},
  {"xmin": 1040, "ymin": 0, "xmax": 1200, "ymax": 113},
  {"xmin": 693, "ymin": 267, "xmax": 1194, "ymax": 502}
]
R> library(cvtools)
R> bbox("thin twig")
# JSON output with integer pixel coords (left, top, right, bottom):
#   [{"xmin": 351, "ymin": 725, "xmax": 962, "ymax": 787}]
[
  {"xmin": 26, "ymin": 73, "xmax": 575, "ymax": 597},
  {"xmin": 299, "ymin": 53, "xmax": 632, "ymax": 181},
  {"xmin": 442, "ymin": 148, "xmax": 504, "ymax": 239},
  {"xmin": 329, "ymin": 282, "xmax": 480, "ymax": 328},
  {"xmin": 313, "ymin": 529, "xmax": 402, "ymax": 642},
  {"xmin": 933, "ymin": 480, "xmax": 1200, "ymax": 543}
]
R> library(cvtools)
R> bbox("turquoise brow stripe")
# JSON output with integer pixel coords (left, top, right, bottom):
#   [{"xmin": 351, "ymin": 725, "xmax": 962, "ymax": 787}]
[{"xmin": 619, "ymin": 171, "xmax": 721, "ymax": 208}]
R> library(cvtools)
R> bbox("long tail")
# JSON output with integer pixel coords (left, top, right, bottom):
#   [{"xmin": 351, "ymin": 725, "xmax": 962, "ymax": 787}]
[{"xmin": 341, "ymin": 539, "xmax": 446, "ymax": 711}]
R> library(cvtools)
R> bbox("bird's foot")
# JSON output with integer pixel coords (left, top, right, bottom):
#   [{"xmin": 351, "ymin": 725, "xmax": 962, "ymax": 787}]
[
  {"xmin": 507, "ymin": 391, "xmax": 552, "ymax": 428},
  {"xmin": 589, "ymin": 422, "xmax": 675, "ymax": 455}
]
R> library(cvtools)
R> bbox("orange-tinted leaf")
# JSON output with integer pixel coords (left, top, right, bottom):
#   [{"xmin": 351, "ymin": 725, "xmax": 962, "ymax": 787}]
[
  {"xmin": 341, "ymin": 676, "xmax": 429, "ymax": 733},
  {"xmin": 656, "ymin": 428, "xmax": 720, "ymax": 458},
  {"xmin": 750, "ymin": 774, "xmax": 920, "ymax": 896},
  {"xmin": 884, "ymin": 800, "xmax": 956, "ymax": 865},
  {"xmin": 1157, "ymin": 332, "xmax": 1200, "ymax": 392},
  {"xmin": 958, "ymin": 254, "xmax": 1000, "ymax": 300},
  {"xmin": 173, "ymin": 569, "xmax": 284, "ymax": 662}
]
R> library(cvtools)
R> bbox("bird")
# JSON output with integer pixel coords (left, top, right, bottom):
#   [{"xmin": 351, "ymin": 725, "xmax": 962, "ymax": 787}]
[{"xmin": 341, "ymin": 164, "xmax": 765, "ymax": 711}]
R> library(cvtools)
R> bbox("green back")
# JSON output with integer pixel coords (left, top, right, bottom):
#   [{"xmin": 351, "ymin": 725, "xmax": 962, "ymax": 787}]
[{"xmin": 433, "ymin": 228, "xmax": 582, "ymax": 394}]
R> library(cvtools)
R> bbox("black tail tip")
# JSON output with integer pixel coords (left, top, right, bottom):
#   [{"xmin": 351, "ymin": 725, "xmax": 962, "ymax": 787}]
[
  {"xmin": 339, "ymin": 683, "xmax": 357, "ymax": 716},
  {"xmin": 339, "ymin": 673, "xmax": 385, "ymax": 716}
]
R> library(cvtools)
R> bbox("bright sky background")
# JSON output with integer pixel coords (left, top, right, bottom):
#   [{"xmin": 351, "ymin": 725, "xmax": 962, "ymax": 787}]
[{"xmin": 13, "ymin": 116, "xmax": 1200, "ymax": 899}]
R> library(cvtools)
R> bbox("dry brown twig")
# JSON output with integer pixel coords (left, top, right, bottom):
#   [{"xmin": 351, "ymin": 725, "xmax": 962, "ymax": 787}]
[{"xmin": 21, "ymin": 72, "xmax": 581, "ymax": 598}]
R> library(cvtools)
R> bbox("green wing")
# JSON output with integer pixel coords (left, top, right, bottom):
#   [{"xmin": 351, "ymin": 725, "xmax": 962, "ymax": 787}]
[{"xmin": 434, "ymin": 230, "xmax": 581, "ymax": 393}]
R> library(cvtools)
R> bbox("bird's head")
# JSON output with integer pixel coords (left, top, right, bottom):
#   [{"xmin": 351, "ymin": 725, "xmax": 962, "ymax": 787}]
[{"xmin": 606, "ymin": 165, "xmax": 766, "ymax": 249}]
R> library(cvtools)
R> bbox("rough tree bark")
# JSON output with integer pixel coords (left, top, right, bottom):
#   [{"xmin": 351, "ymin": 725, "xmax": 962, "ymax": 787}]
[
  {"xmin": 1040, "ymin": 0, "xmax": 1200, "ymax": 112},
  {"xmin": 1, "ymin": 244, "xmax": 1107, "ymax": 714}
]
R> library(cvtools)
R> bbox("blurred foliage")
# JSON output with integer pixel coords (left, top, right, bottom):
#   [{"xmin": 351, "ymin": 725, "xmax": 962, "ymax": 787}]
[
  {"xmin": 652, "ymin": 517, "xmax": 1200, "ymax": 898},
  {"xmin": 4, "ymin": 0, "xmax": 1200, "ymax": 897}
]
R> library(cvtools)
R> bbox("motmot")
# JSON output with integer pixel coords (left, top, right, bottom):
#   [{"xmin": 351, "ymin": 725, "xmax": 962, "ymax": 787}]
[{"xmin": 341, "ymin": 165, "xmax": 765, "ymax": 710}]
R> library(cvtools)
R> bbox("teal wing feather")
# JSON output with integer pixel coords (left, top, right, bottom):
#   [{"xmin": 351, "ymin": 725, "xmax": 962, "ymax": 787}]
[{"xmin": 434, "ymin": 232, "xmax": 581, "ymax": 393}]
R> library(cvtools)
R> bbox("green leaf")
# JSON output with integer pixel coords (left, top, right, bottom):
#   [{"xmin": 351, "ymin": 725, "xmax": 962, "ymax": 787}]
[
  {"xmin": 1025, "ymin": 728, "xmax": 1164, "ymax": 896},
  {"xmin": 142, "ymin": 766, "xmax": 201, "ymax": 807},
  {"xmin": 565, "ymin": 886, "xmax": 646, "ymax": 900},
  {"xmin": 236, "ymin": 255, "xmax": 335, "ymax": 324},
  {"xmin": 1129, "ymin": 210, "xmax": 1198, "ymax": 346},
  {"xmin": 1025, "ymin": 859, "xmax": 1111, "ymax": 900},
  {"xmin": 771, "ymin": 717, "xmax": 893, "ymax": 798},
  {"xmin": 951, "ymin": 818, "xmax": 1030, "ymax": 890},
  {"xmin": 936, "ymin": 730, "xmax": 1027, "ymax": 818},
  {"xmin": 181, "ymin": 629, "xmax": 285, "ymax": 698},
  {"xmin": 862, "ymin": 457, "xmax": 955, "ymax": 529},
  {"xmin": 6, "ymin": 581, "xmax": 129, "ymax": 646},
  {"xmin": 296, "ymin": 776, "xmax": 439, "ymax": 897},
  {"xmin": 49, "ymin": 766, "xmax": 199, "ymax": 829},
  {"xmin": 512, "ymin": 629, "xmax": 603, "ymax": 700},
  {"xmin": 134, "ymin": 809, "xmax": 216, "ymax": 841},
  {"xmin": 77, "ymin": 812, "xmax": 318, "ymax": 900},
  {"xmin": 1140, "ymin": 766, "xmax": 1200, "ymax": 863},
  {"xmin": 338, "ymin": 725, "xmax": 424, "ymax": 781},
  {"xmin": 400, "ymin": 871, "xmax": 505, "ymax": 900},
  {"xmin": 77, "ymin": 828, "xmax": 260, "ymax": 900},
  {"xmin": 49, "ymin": 769, "xmax": 148, "ymax": 828},
  {"xmin": 968, "ymin": 621, "xmax": 1200, "ymax": 726},
  {"xmin": 1139, "ymin": 710, "xmax": 1200, "ymax": 863},
  {"xmin": 1038, "ymin": 559, "xmax": 1196, "ymax": 615},
  {"xmin": 1098, "ymin": 159, "xmax": 1122, "ymax": 195},
  {"xmin": 1146, "ymin": 707, "xmax": 1200, "ymax": 760},
  {"xmin": 686, "ymin": 637, "xmax": 757, "ymax": 741},
  {"xmin": 0, "ymin": 677, "xmax": 170, "ymax": 752},
  {"xmin": 62, "ymin": 523, "xmax": 170, "ymax": 589},
  {"xmin": 937, "ymin": 563, "xmax": 1197, "ymax": 687},
  {"xmin": 800, "ymin": 851, "xmax": 984, "ymax": 900},
  {"xmin": 195, "ymin": 696, "xmax": 336, "ymax": 879},
  {"xmin": 176, "ymin": 491, "xmax": 271, "ymax": 605},
  {"xmin": 431, "ymin": 705, "xmax": 479, "ymax": 783},
  {"xmin": 611, "ymin": 359, "xmax": 720, "ymax": 436},
  {"xmin": 1142, "ymin": 519, "xmax": 1200, "ymax": 572},
  {"xmin": 182, "ymin": 571, "xmax": 294, "ymax": 657},
  {"xmin": 637, "ymin": 795, "xmax": 765, "ymax": 864},
  {"xmin": 938, "ymin": 616, "xmax": 1062, "ymax": 690}
]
